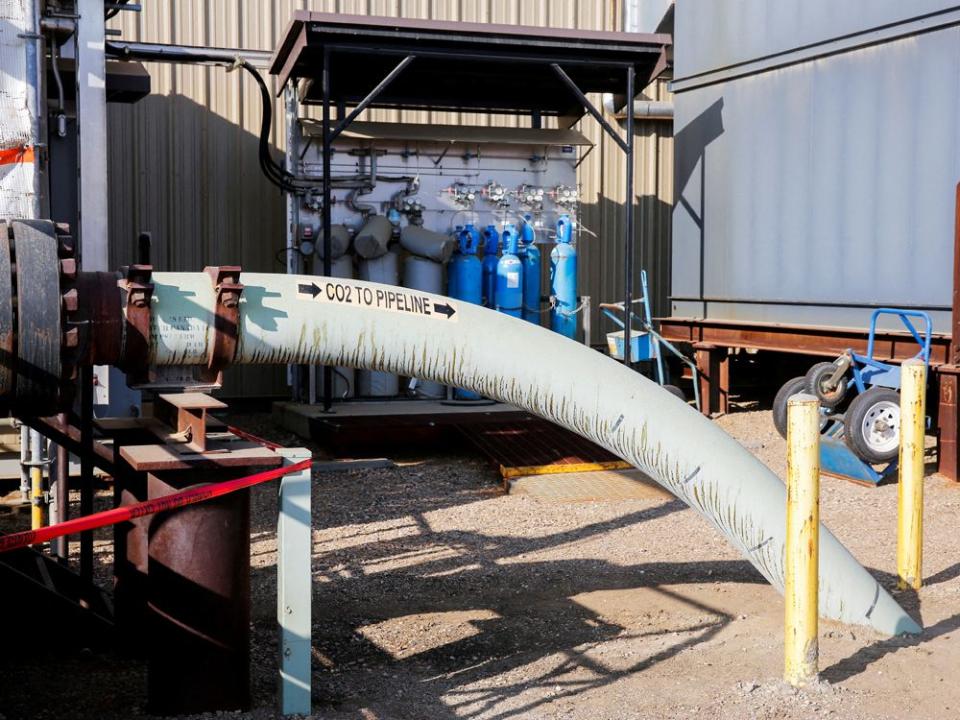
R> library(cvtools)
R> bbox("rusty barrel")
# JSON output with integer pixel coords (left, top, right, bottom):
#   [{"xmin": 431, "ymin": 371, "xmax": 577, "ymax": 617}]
[{"xmin": 145, "ymin": 470, "xmax": 251, "ymax": 715}]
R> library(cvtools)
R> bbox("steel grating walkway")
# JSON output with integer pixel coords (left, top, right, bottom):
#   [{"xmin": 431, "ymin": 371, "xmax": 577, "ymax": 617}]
[{"xmin": 457, "ymin": 416, "xmax": 631, "ymax": 479}]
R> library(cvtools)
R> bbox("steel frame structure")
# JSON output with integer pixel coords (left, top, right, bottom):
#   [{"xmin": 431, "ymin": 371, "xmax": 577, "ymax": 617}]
[{"xmin": 270, "ymin": 12, "xmax": 670, "ymax": 411}]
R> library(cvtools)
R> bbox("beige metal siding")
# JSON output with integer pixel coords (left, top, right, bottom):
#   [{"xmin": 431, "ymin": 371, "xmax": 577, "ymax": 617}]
[{"xmin": 107, "ymin": 1, "xmax": 672, "ymax": 396}]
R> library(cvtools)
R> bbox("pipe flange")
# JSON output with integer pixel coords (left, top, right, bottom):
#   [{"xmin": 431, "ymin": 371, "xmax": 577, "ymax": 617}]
[
  {"xmin": 57, "ymin": 224, "xmax": 80, "ymax": 385},
  {"xmin": 10, "ymin": 220, "xmax": 65, "ymax": 416},
  {"xmin": 201, "ymin": 265, "xmax": 243, "ymax": 383}
]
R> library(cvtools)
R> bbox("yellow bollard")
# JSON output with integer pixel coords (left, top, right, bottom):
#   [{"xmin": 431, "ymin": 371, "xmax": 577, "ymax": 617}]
[
  {"xmin": 28, "ymin": 429, "xmax": 46, "ymax": 530},
  {"xmin": 30, "ymin": 464, "xmax": 45, "ymax": 530},
  {"xmin": 897, "ymin": 358, "xmax": 926, "ymax": 591},
  {"xmin": 784, "ymin": 392, "xmax": 820, "ymax": 687}
]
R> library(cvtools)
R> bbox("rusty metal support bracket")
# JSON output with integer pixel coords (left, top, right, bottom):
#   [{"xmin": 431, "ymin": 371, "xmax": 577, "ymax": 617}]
[
  {"xmin": 202, "ymin": 266, "xmax": 243, "ymax": 384},
  {"xmin": 118, "ymin": 264, "xmax": 154, "ymax": 378},
  {"xmin": 154, "ymin": 392, "xmax": 227, "ymax": 454}
]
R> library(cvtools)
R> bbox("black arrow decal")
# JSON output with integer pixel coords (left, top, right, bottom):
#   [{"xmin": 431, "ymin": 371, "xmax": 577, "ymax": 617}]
[
  {"xmin": 433, "ymin": 302, "xmax": 456, "ymax": 319},
  {"xmin": 298, "ymin": 282, "xmax": 321, "ymax": 298}
]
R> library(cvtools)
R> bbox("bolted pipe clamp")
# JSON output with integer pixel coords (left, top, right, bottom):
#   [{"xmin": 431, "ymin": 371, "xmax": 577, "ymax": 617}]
[
  {"xmin": 202, "ymin": 266, "xmax": 243, "ymax": 382},
  {"xmin": 118, "ymin": 264, "xmax": 154, "ymax": 377}
]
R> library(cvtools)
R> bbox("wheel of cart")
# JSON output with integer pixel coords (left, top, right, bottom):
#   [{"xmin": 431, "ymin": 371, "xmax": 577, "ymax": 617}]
[
  {"xmin": 599, "ymin": 270, "xmax": 701, "ymax": 412},
  {"xmin": 772, "ymin": 308, "xmax": 932, "ymax": 485}
]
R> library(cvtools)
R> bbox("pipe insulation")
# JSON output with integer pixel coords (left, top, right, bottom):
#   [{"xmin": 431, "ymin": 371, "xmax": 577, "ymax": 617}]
[
  {"xmin": 147, "ymin": 272, "xmax": 919, "ymax": 636},
  {"xmin": 601, "ymin": 93, "xmax": 674, "ymax": 120}
]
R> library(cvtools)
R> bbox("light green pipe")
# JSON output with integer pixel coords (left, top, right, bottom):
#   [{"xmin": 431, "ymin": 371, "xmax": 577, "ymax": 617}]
[{"xmin": 147, "ymin": 272, "xmax": 920, "ymax": 636}]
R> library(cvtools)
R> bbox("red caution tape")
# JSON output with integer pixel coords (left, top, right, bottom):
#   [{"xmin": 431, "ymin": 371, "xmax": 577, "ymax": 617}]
[
  {"xmin": 226, "ymin": 424, "xmax": 282, "ymax": 450},
  {"xmin": 0, "ymin": 457, "xmax": 311, "ymax": 554}
]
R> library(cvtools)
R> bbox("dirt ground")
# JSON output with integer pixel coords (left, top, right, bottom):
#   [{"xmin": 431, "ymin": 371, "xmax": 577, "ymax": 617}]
[{"xmin": 3, "ymin": 405, "xmax": 960, "ymax": 720}]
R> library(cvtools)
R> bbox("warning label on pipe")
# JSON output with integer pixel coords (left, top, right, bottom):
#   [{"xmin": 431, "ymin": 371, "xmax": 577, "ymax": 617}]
[{"xmin": 296, "ymin": 281, "xmax": 458, "ymax": 322}]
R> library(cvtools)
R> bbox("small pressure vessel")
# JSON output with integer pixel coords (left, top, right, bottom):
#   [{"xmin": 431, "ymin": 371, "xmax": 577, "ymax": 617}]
[
  {"xmin": 402, "ymin": 255, "xmax": 446, "ymax": 398},
  {"xmin": 550, "ymin": 214, "xmax": 578, "ymax": 339},
  {"xmin": 447, "ymin": 225, "xmax": 484, "ymax": 400},
  {"xmin": 519, "ymin": 216, "xmax": 541, "ymax": 326},
  {"xmin": 357, "ymin": 249, "xmax": 401, "ymax": 397},
  {"xmin": 495, "ymin": 224, "xmax": 523, "ymax": 319}
]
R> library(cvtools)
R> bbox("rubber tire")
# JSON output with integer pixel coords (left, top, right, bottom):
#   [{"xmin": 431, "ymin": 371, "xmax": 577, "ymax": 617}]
[
  {"xmin": 843, "ymin": 387, "xmax": 902, "ymax": 464},
  {"xmin": 663, "ymin": 384, "xmax": 686, "ymax": 403},
  {"xmin": 773, "ymin": 377, "xmax": 807, "ymax": 439},
  {"xmin": 805, "ymin": 361, "xmax": 848, "ymax": 409}
]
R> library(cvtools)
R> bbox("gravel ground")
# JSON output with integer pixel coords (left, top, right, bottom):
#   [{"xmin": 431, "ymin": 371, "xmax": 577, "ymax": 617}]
[{"xmin": 2, "ymin": 407, "xmax": 960, "ymax": 719}]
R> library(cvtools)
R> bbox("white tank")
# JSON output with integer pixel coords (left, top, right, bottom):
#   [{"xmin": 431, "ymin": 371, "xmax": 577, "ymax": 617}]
[
  {"xmin": 357, "ymin": 250, "xmax": 401, "ymax": 397},
  {"xmin": 402, "ymin": 255, "xmax": 445, "ymax": 398}
]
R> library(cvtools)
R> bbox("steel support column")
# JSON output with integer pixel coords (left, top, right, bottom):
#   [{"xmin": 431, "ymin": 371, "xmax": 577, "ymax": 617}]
[
  {"xmin": 718, "ymin": 351, "xmax": 731, "ymax": 415},
  {"xmin": 277, "ymin": 448, "xmax": 312, "ymax": 716},
  {"xmin": 321, "ymin": 48, "xmax": 333, "ymax": 412},
  {"xmin": 623, "ymin": 65, "xmax": 635, "ymax": 368},
  {"xmin": 942, "ymin": 182, "xmax": 960, "ymax": 482},
  {"xmin": 694, "ymin": 342, "xmax": 726, "ymax": 417},
  {"xmin": 937, "ymin": 366, "xmax": 959, "ymax": 481},
  {"xmin": 75, "ymin": 0, "xmax": 108, "ymax": 271}
]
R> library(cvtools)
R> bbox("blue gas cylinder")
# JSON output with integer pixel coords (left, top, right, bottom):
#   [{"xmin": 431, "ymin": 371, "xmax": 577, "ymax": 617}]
[
  {"xmin": 519, "ymin": 216, "xmax": 541, "ymax": 325},
  {"xmin": 496, "ymin": 224, "xmax": 523, "ymax": 319},
  {"xmin": 550, "ymin": 214, "xmax": 578, "ymax": 339},
  {"xmin": 448, "ymin": 224, "xmax": 482, "ymax": 306},
  {"xmin": 481, "ymin": 225, "xmax": 500, "ymax": 309},
  {"xmin": 449, "ymin": 225, "xmax": 483, "ymax": 400}
]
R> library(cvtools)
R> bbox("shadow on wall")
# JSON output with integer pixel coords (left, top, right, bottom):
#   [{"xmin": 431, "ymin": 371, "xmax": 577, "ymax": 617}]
[
  {"xmin": 672, "ymin": 97, "xmax": 725, "ymax": 302},
  {"xmin": 107, "ymin": 93, "xmax": 289, "ymax": 397},
  {"xmin": 578, "ymin": 193, "xmax": 674, "ymax": 341}
]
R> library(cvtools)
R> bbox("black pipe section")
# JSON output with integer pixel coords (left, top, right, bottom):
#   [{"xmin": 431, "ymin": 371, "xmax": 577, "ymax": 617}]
[
  {"xmin": 322, "ymin": 48, "xmax": 334, "ymax": 412},
  {"xmin": 79, "ymin": 365, "xmax": 94, "ymax": 581},
  {"xmin": 624, "ymin": 65, "xmax": 635, "ymax": 368},
  {"xmin": 53, "ymin": 413, "xmax": 68, "ymax": 564}
]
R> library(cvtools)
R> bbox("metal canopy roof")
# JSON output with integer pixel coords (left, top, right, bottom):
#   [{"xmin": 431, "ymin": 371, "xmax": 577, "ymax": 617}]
[
  {"xmin": 270, "ymin": 12, "xmax": 670, "ymax": 118},
  {"xmin": 299, "ymin": 119, "xmax": 594, "ymax": 147}
]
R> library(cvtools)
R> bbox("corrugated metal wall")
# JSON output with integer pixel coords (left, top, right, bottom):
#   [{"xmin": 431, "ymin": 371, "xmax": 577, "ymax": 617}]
[
  {"xmin": 671, "ymin": 0, "xmax": 956, "ymax": 334},
  {"xmin": 107, "ymin": 0, "xmax": 673, "ymax": 397}
]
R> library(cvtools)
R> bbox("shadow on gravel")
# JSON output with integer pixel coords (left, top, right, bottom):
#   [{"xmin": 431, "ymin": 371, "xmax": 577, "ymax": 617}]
[
  {"xmin": 821, "ymin": 563, "xmax": 959, "ymax": 685},
  {"xmin": 268, "ymin": 478, "xmax": 768, "ymax": 719},
  {"xmin": 822, "ymin": 609, "xmax": 960, "ymax": 685}
]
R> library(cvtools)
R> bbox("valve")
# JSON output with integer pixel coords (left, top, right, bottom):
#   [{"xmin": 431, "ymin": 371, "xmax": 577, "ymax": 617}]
[
  {"xmin": 552, "ymin": 184, "xmax": 580, "ymax": 210},
  {"xmin": 397, "ymin": 196, "xmax": 425, "ymax": 218},
  {"xmin": 445, "ymin": 182, "xmax": 478, "ymax": 208},
  {"xmin": 517, "ymin": 184, "xmax": 545, "ymax": 212},
  {"xmin": 482, "ymin": 182, "xmax": 510, "ymax": 208}
]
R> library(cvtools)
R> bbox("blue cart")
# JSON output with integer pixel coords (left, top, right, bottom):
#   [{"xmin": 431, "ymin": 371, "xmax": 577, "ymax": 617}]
[
  {"xmin": 773, "ymin": 308, "xmax": 931, "ymax": 485},
  {"xmin": 600, "ymin": 270, "xmax": 701, "ymax": 411}
]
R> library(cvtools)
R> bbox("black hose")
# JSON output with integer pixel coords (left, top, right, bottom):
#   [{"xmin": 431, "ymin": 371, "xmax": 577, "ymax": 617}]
[
  {"xmin": 103, "ymin": 43, "xmax": 318, "ymax": 193},
  {"xmin": 238, "ymin": 60, "xmax": 321, "ymax": 194}
]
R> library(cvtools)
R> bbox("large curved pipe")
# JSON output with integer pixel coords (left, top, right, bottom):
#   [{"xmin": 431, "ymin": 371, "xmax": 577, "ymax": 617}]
[{"xmin": 148, "ymin": 272, "xmax": 919, "ymax": 636}]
